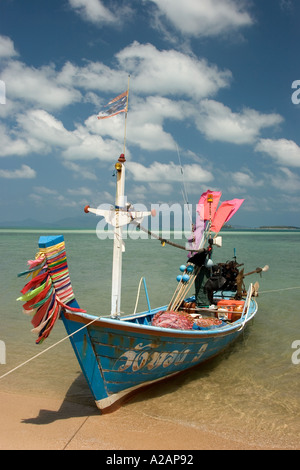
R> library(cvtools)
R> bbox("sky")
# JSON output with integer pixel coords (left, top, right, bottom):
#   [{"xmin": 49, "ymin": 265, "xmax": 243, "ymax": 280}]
[{"xmin": 0, "ymin": 0, "xmax": 300, "ymax": 228}]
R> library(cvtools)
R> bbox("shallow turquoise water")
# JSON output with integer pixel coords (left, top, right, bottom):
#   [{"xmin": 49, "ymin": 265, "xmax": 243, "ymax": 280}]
[{"xmin": 0, "ymin": 229, "xmax": 299, "ymax": 448}]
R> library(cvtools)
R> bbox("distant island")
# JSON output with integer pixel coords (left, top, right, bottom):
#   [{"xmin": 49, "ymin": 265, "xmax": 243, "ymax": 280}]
[
  {"xmin": 259, "ymin": 226, "xmax": 300, "ymax": 230},
  {"xmin": 0, "ymin": 219, "xmax": 299, "ymax": 231},
  {"xmin": 0, "ymin": 216, "xmax": 97, "ymax": 230}
]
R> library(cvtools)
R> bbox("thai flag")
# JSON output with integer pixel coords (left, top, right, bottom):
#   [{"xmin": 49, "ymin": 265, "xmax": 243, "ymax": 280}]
[{"xmin": 97, "ymin": 91, "xmax": 128, "ymax": 120}]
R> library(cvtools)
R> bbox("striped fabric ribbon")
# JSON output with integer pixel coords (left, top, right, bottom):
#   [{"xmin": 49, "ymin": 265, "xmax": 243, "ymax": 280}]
[{"xmin": 17, "ymin": 240, "xmax": 86, "ymax": 344}]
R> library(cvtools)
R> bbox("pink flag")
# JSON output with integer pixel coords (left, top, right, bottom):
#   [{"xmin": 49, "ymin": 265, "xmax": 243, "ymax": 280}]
[
  {"xmin": 197, "ymin": 190, "xmax": 222, "ymax": 222},
  {"xmin": 211, "ymin": 199, "xmax": 244, "ymax": 233}
]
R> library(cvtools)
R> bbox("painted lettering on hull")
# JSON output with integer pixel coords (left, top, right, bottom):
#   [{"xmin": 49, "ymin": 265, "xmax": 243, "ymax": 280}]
[{"xmin": 113, "ymin": 342, "xmax": 208, "ymax": 373}]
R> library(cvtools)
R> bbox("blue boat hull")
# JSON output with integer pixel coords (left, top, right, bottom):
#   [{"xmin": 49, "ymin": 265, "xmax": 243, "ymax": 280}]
[
  {"xmin": 61, "ymin": 296, "xmax": 257, "ymax": 412},
  {"xmin": 26, "ymin": 234, "xmax": 257, "ymax": 413}
]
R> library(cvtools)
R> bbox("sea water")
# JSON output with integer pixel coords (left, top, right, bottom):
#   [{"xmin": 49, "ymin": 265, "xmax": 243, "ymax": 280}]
[{"xmin": 0, "ymin": 229, "xmax": 299, "ymax": 449}]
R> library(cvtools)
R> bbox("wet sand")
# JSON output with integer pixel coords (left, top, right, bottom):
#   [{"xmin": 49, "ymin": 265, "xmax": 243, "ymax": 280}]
[{"xmin": 0, "ymin": 390, "xmax": 281, "ymax": 450}]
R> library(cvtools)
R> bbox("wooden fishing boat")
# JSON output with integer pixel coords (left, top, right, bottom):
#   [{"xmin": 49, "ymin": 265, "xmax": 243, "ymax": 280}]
[{"xmin": 18, "ymin": 87, "xmax": 267, "ymax": 413}]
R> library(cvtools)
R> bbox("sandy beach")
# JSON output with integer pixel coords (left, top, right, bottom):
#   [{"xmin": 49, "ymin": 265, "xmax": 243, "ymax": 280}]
[{"xmin": 0, "ymin": 390, "xmax": 284, "ymax": 451}]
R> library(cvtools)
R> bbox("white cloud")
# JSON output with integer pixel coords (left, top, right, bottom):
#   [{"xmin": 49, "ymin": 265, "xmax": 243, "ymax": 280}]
[
  {"xmin": 255, "ymin": 139, "xmax": 300, "ymax": 167},
  {"xmin": 126, "ymin": 97, "xmax": 183, "ymax": 151},
  {"xmin": 0, "ymin": 106, "xmax": 126, "ymax": 161},
  {"xmin": 57, "ymin": 60, "xmax": 128, "ymax": 95},
  {"xmin": 17, "ymin": 109, "xmax": 79, "ymax": 149},
  {"xmin": 0, "ymin": 164, "xmax": 36, "ymax": 179},
  {"xmin": 269, "ymin": 167, "xmax": 300, "ymax": 192},
  {"xmin": 67, "ymin": 186, "xmax": 93, "ymax": 196},
  {"xmin": 0, "ymin": 112, "xmax": 80, "ymax": 158},
  {"xmin": 1, "ymin": 61, "xmax": 81, "ymax": 110},
  {"xmin": 0, "ymin": 35, "xmax": 18, "ymax": 58},
  {"xmin": 62, "ymin": 131, "xmax": 123, "ymax": 161},
  {"xmin": 147, "ymin": 0, "xmax": 253, "ymax": 37},
  {"xmin": 63, "ymin": 161, "xmax": 97, "ymax": 180},
  {"xmin": 148, "ymin": 183, "xmax": 173, "ymax": 195},
  {"xmin": 68, "ymin": 0, "xmax": 116, "ymax": 24},
  {"xmin": 86, "ymin": 96, "xmax": 184, "ymax": 152},
  {"xmin": 195, "ymin": 100, "xmax": 283, "ymax": 144},
  {"xmin": 29, "ymin": 186, "xmax": 81, "ymax": 208},
  {"xmin": 68, "ymin": 0, "xmax": 133, "ymax": 26},
  {"xmin": 231, "ymin": 170, "xmax": 263, "ymax": 188},
  {"xmin": 34, "ymin": 186, "xmax": 58, "ymax": 195},
  {"xmin": 53, "ymin": 195, "xmax": 78, "ymax": 208},
  {"xmin": 57, "ymin": 42, "xmax": 232, "ymax": 101},
  {"xmin": 127, "ymin": 161, "xmax": 213, "ymax": 183},
  {"xmin": 0, "ymin": 124, "xmax": 34, "ymax": 157},
  {"xmin": 0, "ymin": 122, "xmax": 48, "ymax": 157},
  {"xmin": 117, "ymin": 42, "xmax": 232, "ymax": 99}
]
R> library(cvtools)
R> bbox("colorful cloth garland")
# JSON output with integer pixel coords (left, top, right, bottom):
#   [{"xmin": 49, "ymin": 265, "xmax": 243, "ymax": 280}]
[{"xmin": 18, "ymin": 240, "xmax": 86, "ymax": 344}]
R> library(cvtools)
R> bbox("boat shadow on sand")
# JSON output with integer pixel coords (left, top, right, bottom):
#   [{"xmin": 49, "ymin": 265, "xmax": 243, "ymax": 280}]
[
  {"xmin": 21, "ymin": 372, "xmax": 98, "ymax": 425},
  {"xmin": 21, "ymin": 330, "xmax": 251, "ymax": 425}
]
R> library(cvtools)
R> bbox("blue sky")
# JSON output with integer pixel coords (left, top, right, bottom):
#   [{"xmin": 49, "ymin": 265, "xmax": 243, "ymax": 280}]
[{"xmin": 0, "ymin": 0, "xmax": 299, "ymax": 228}]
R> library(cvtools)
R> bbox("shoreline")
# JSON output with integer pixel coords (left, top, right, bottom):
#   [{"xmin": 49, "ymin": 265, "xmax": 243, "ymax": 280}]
[{"xmin": 0, "ymin": 390, "xmax": 289, "ymax": 450}]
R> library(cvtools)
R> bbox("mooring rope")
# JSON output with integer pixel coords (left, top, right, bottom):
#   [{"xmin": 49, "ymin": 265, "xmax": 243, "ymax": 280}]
[
  {"xmin": 0, "ymin": 315, "xmax": 102, "ymax": 381},
  {"xmin": 1, "ymin": 285, "xmax": 300, "ymax": 382},
  {"xmin": 259, "ymin": 286, "xmax": 300, "ymax": 294}
]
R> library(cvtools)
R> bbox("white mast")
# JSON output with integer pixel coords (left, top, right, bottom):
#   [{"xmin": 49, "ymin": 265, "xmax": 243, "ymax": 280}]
[
  {"xmin": 86, "ymin": 77, "xmax": 154, "ymax": 317},
  {"xmin": 111, "ymin": 154, "xmax": 126, "ymax": 318},
  {"xmin": 111, "ymin": 76, "xmax": 130, "ymax": 318}
]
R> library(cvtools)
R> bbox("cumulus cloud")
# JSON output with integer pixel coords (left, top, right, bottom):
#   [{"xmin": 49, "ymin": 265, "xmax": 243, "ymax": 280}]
[
  {"xmin": 1, "ymin": 61, "xmax": 81, "ymax": 110},
  {"xmin": 68, "ymin": 0, "xmax": 133, "ymax": 26},
  {"xmin": 0, "ymin": 35, "xmax": 18, "ymax": 58},
  {"xmin": 57, "ymin": 60, "xmax": 128, "ymax": 95},
  {"xmin": 86, "ymin": 96, "xmax": 185, "ymax": 152},
  {"xmin": 0, "ymin": 123, "xmax": 45, "ymax": 157},
  {"xmin": 230, "ymin": 170, "xmax": 264, "ymax": 189},
  {"xmin": 33, "ymin": 186, "xmax": 58, "ymax": 195},
  {"xmin": 127, "ymin": 161, "xmax": 213, "ymax": 183},
  {"xmin": 68, "ymin": 0, "xmax": 116, "ymax": 24},
  {"xmin": 67, "ymin": 186, "xmax": 93, "ymax": 196},
  {"xmin": 255, "ymin": 139, "xmax": 300, "ymax": 167},
  {"xmin": 57, "ymin": 42, "xmax": 232, "ymax": 101},
  {"xmin": 116, "ymin": 42, "xmax": 232, "ymax": 99},
  {"xmin": 17, "ymin": 109, "xmax": 79, "ymax": 149},
  {"xmin": 0, "ymin": 164, "xmax": 36, "ymax": 179},
  {"xmin": 195, "ymin": 100, "xmax": 283, "ymax": 144},
  {"xmin": 147, "ymin": 0, "xmax": 253, "ymax": 37},
  {"xmin": 269, "ymin": 167, "xmax": 300, "ymax": 192},
  {"xmin": 63, "ymin": 161, "xmax": 97, "ymax": 180},
  {"xmin": 62, "ymin": 132, "xmax": 121, "ymax": 161}
]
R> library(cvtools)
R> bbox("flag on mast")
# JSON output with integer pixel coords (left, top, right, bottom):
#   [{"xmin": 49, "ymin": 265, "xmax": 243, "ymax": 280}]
[
  {"xmin": 97, "ymin": 91, "xmax": 128, "ymax": 120},
  {"xmin": 211, "ymin": 199, "xmax": 244, "ymax": 233},
  {"xmin": 197, "ymin": 190, "xmax": 222, "ymax": 222}
]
